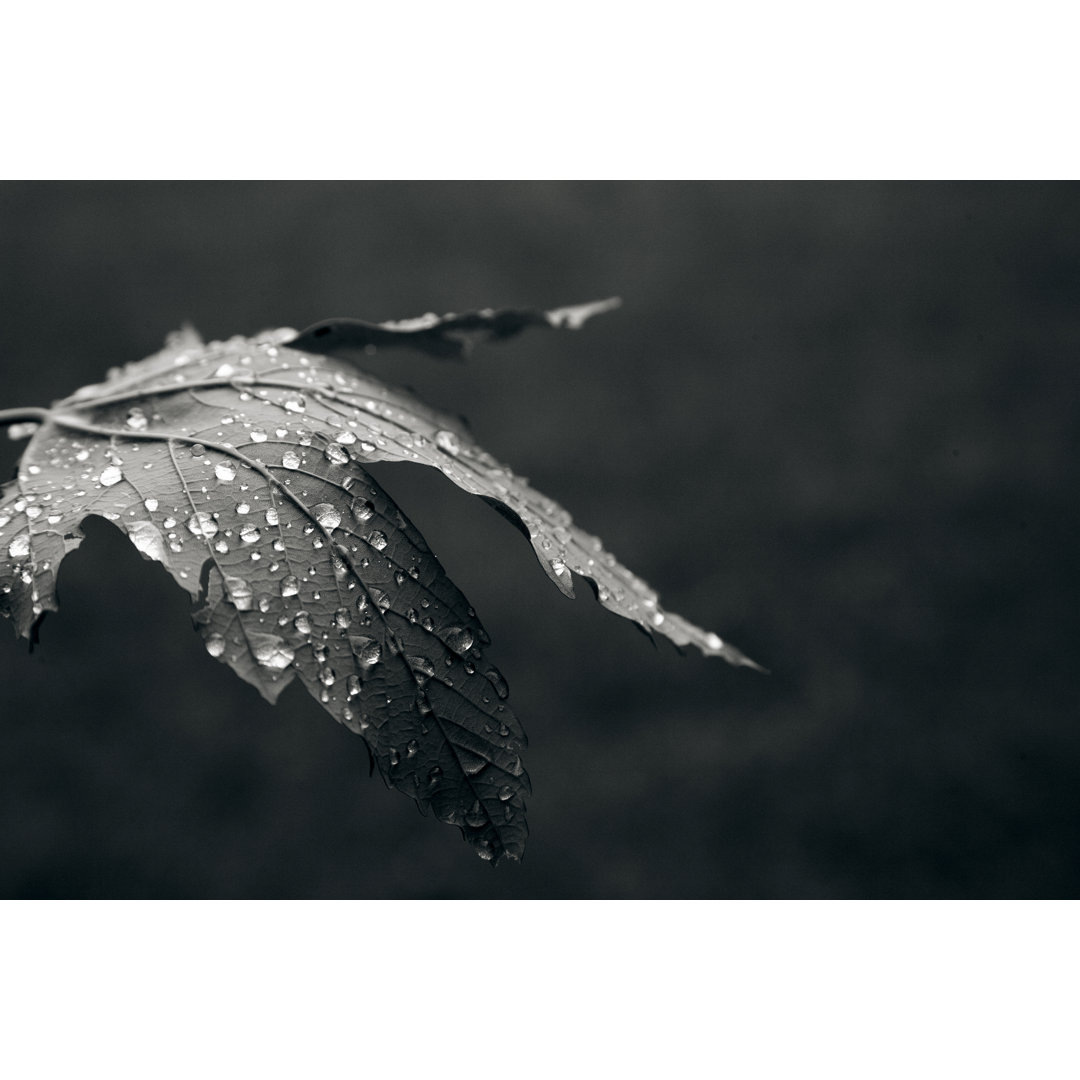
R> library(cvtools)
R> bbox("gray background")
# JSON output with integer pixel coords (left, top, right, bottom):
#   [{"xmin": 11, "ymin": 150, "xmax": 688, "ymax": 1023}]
[{"xmin": 0, "ymin": 182, "xmax": 1076, "ymax": 897}]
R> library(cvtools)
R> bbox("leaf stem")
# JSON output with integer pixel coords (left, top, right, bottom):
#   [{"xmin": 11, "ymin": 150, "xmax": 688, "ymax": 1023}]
[{"xmin": 0, "ymin": 407, "xmax": 50, "ymax": 427}]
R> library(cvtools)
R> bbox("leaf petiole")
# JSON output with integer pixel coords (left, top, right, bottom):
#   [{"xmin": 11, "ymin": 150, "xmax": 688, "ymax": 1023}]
[{"xmin": 0, "ymin": 407, "xmax": 50, "ymax": 427}]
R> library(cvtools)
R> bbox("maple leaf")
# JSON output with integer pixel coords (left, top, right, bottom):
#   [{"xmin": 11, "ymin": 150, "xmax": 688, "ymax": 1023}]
[{"xmin": 0, "ymin": 300, "xmax": 763, "ymax": 865}]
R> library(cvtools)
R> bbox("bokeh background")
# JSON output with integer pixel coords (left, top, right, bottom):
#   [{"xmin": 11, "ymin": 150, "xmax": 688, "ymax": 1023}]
[{"xmin": 0, "ymin": 182, "xmax": 1076, "ymax": 898}]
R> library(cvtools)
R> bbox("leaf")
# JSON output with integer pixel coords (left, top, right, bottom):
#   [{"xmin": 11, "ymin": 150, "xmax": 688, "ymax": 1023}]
[{"xmin": 0, "ymin": 300, "xmax": 761, "ymax": 865}]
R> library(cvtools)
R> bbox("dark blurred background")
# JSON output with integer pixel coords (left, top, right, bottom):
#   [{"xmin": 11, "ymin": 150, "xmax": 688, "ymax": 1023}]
[{"xmin": 0, "ymin": 182, "xmax": 1076, "ymax": 898}]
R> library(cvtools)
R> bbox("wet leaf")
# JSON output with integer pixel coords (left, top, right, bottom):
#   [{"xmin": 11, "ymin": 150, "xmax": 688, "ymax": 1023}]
[{"xmin": 0, "ymin": 299, "xmax": 761, "ymax": 865}]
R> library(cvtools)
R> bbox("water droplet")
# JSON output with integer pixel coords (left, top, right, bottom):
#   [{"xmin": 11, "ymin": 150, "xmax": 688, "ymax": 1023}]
[
  {"xmin": 435, "ymin": 429, "xmax": 461, "ymax": 456},
  {"xmin": 127, "ymin": 520, "xmax": 166, "ymax": 562},
  {"xmin": 293, "ymin": 610, "xmax": 312, "ymax": 635},
  {"xmin": 370, "ymin": 588, "xmax": 391, "ymax": 611},
  {"xmin": 284, "ymin": 396, "xmax": 306, "ymax": 413},
  {"xmin": 251, "ymin": 632, "xmax": 295, "ymax": 670},
  {"xmin": 445, "ymin": 626, "xmax": 475, "ymax": 655},
  {"xmin": 186, "ymin": 511, "xmax": 219, "ymax": 540},
  {"xmin": 406, "ymin": 740, "xmax": 419, "ymax": 757},
  {"xmin": 215, "ymin": 462, "xmax": 236, "ymax": 482},
  {"xmin": 99, "ymin": 465, "xmax": 123, "ymax": 487},
  {"xmin": 281, "ymin": 450, "xmax": 301, "ymax": 469},
  {"xmin": 484, "ymin": 669, "xmax": 509, "ymax": 700},
  {"xmin": 324, "ymin": 443, "xmax": 349, "ymax": 466},
  {"xmin": 336, "ymin": 431, "xmax": 356, "ymax": 445},
  {"xmin": 143, "ymin": 498, "xmax": 159, "ymax": 513},
  {"xmin": 428, "ymin": 766, "xmax": 442, "ymax": 784},
  {"xmin": 125, "ymin": 408, "xmax": 148, "ymax": 431},
  {"xmin": 333, "ymin": 607, "xmax": 352, "ymax": 630},
  {"xmin": 249, "ymin": 430, "xmax": 268, "ymax": 443},
  {"xmin": 240, "ymin": 524, "xmax": 261, "ymax": 543},
  {"xmin": 235, "ymin": 501, "xmax": 250, "ymax": 514},
  {"xmin": 350, "ymin": 497, "xmax": 375, "ymax": 522},
  {"xmin": 389, "ymin": 747, "xmax": 400, "ymax": 767},
  {"xmin": 312, "ymin": 503, "xmax": 341, "ymax": 532},
  {"xmin": 214, "ymin": 538, "xmax": 229, "ymax": 554},
  {"xmin": 224, "ymin": 575, "xmax": 254, "ymax": 610},
  {"xmin": 264, "ymin": 507, "xmax": 279, "ymax": 526},
  {"xmin": 359, "ymin": 441, "xmax": 376, "ymax": 453},
  {"xmin": 350, "ymin": 635, "xmax": 382, "ymax": 666},
  {"xmin": 280, "ymin": 574, "xmax": 300, "ymax": 597},
  {"xmin": 368, "ymin": 530, "xmax": 387, "ymax": 551},
  {"xmin": 465, "ymin": 801, "xmax": 486, "ymax": 827},
  {"xmin": 319, "ymin": 666, "xmax": 336, "ymax": 687},
  {"xmin": 213, "ymin": 362, "xmax": 235, "ymax": 378},
  {"xmin": 205, "ymin": 633, "xmax": 226, "ymax": 657},
  {"xmin": 346, "ymin": 674, "xmax": 361, "ymax": 698},
  {"xmin": 407, "ymin": 655, "xmax": 436, "ymax": 679},
  {"xmin": 8, "ymin": 533, "xmax": 31, "ymax": 559},
  {"xmin": 190, "ymin": 443, "xmax": 206, "ymax": 457},
  {"xmin": 498, "ymin": 785, "xmax": 513, "ymax": 802}
]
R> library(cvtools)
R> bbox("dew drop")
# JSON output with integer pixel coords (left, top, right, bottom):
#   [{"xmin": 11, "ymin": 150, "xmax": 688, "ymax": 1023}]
[
  {"xmin": 312, "ymin": 503, "xmax": 341, "ymax": 532},
  {"xmin": 284, "ymin": 396, "xmax": 306, "ymax": 413},
  {"xmin": 498, "ymin": 785, "xmax": 514, "ymax": 802},
  {"xmin": 333, "ymin": 607, "xmax": 352, "ymax": 630},
  {"xmin": 319, "ymin": 666, "xmax": 336, "ymax": 687},
  {"xmin": 445, "ymin": 626, "xmax": 475, "ymax": 655},
  {"xmin": 213, "ymin": 362, "xmax": 235, "ymax": 378},
  {"xmin": 251, "ymin": 632, "xmax": 295, "ymax": 670},
  {"xmin": 214, "ymin": 538, "xmax": 229, "ymax": 554},
  {"xmin": 336, "ymin": 431, "xmax": 356, "ymax": 445},
  {"xmin": 280, "ymin": 574, "xmax": 300, "ymax": 597},
  {"xmin": 99, "ymin": 465, "xmax": 123, "ymax": 487},
  {"xmin": 8, "ymin": 533, "xmax": 31, "ymax": 559},
  {"xmin": 346, "ymin": 674, "xmax": 361, "ymax": 698},
  {"xmin": 224, "ymin": 575, "xmax": 254, "ymax": 611},
  {"xmin": 281, "ymin": 450, "xmax": 301, "ymax": 469},
  {"xmin": 435, "ymin": 429, "xmax": 461, "ymax": 456},
  {"xmin": 484, "ymin": 669, "xmax": 510, "ymax": 700},
  {"xmin": 215, "ymin": 462, "xmax": 236, "ymax": 482},
  {"xmin": 368, "ymin": 530, "xmax": 387, "ymax": 551},
  {"xmin": 240, "ymin": 524, "xmax": 261, "ymax": 543},
  {"xmin": 406, "ymin": 740, "xmax": 419, "ymax": 758},
  {"xmin": 205, "ymin": 633, "xmax": 226, "ymax": 658},
  {"xmin": 370, "ymin": 588, "xmax": 391, "ymax": 612},
  {"xmin": 407, "ymin": 655, "xmax": 436, "ymax": 679},
  {"xmin": 235, "ymin": 501, "xmax": 250, "ymax": 514},
  {"xmin": 125, "ymin": 408, "xmax": 148, "ymax": 431},
  {"xmin": 350, "ymin": 497, "xmax": 375, "ymax": 523},
  {"xmin": 465, "ymin": 801, "xmax": 486, "ymax": 827},
  {"xmin": 186, "ymin": 511, "xmax": 219, "ymax": 540},
  {"xmin": 143, "ymin": 498, "xmax": 159, "ymax": 513},
  {"xmin": 350, "ymin": 635, "xmax": 382, "ymax": 666},
  {"xmin": 249, "ymin": 430, "xmax": 268, "ymax": 443},
  {"xmin": 293, "ymin": 610, "xmax": 312, "ymax": 635},
  {"xmin": 324, "ymin": 443, "xmax": 349, "ymax": 466},
  {"xmin": 127, "ymin": 520, "xmax": 167, "ymax": 562},
  {"xmin": 264, "ymin": 507, "xmax": 279, "ymax": 526}
]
